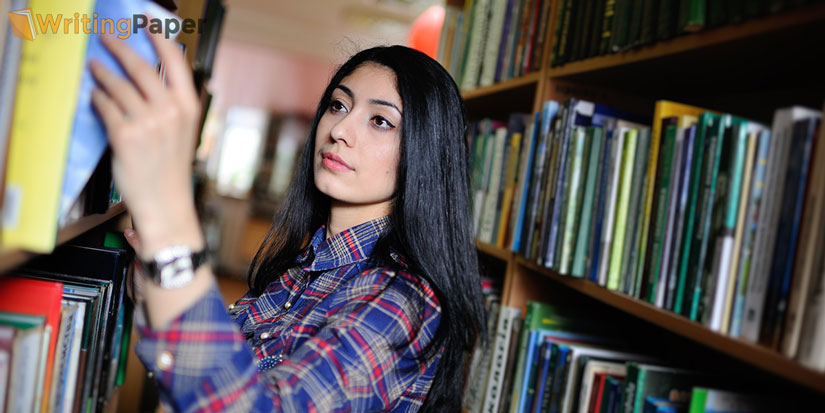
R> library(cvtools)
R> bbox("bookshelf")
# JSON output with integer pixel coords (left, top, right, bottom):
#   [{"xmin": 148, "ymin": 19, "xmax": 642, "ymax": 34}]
[
  {"xmin": 0, "ymin": 203, "xmax": 128, "ymax": 274},
  {"xmin": 458, "ymin": 0, "xmax": 825, "ymax": 408}
]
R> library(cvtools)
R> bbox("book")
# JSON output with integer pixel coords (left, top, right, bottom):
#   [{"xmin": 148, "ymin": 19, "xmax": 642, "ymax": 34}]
[
  {"xmin": 577, "ymin": 359, "xmax": 626, "ymax": 413},
  {"xmin": 674, "ymin": 113, "xmax": 719, "ymax": 315},
  {"xmin": 1, "ymin": 0, "xmax": 95, "ymax": 252},
  {"xmin": 782, "ymin": 104, "xmax": 825, "ymax": 357},
  {"xmin": 572, "ymin": 126, "xmax": 605, "ymax": 278},
  {"xmin": 479, "ymin": 0, "xmax": 510, "ymax": 87},
  {"xmin": 623, "ymin": 363, "xmax": 700, "ymax": 413},
  {"xmin": 559, "ymin": 126, "xmax": 590, "ymax": 274},
  {"xmin": 687, "ymin": 387, "xmax": 774, "ymax": 413},
  {"xmin": 719, "ymin": 126, "xmax": 762, "ymax": 334},
  {"xmin": 0, "ymin": 277, "xmax": 64, "ymax": 413},
  {"xmin": 740, "ymin": 106, "xmax": 821, "ymax": 342},
  {"xmin": 597, "ymin": 125, "xmax": 627, "ymax": 287},
  {"xmin": 646, "ymin": 118, "xmax": 679, "ymax": 303},
  {"xmin": 729, "ymin": 128, "xmax": 771, "ymax": 337},
  {"xmin": 608, "ymin": 127, "xmax": 639, "ymax": 291},
  {"xmin": 512, "ymin": 112, "xmax": 541, "ymax": 252},
  {"xmin": 520, "ymin": 102, "xmax": 559, "ymax": 258},
  {"xmin": 497, "ymin": 115, "xmax": 528, "ymax": 247},
  {"xmin": 482, "ymin": 305, "xmax": 522, "ymax": 413},
  {"xmin": 0, "ymin": 312, "xmax": 45, "ymax": 413},
  {"xmin": 460, "ymin": 0, "xmax": 492, "ymax": 91},
  {"xmin": 622, "ymin": 128, "xmax": 652, "ymax": 296},
  {"xmin": 643, "ymin": 396, "xmax": 686, "ymax": 413},
  {"xmin": 587, "ymin": 129, "xmax": 616, "ymax": 283},
  {"xmin": 60, "ymin": 0, "xmax": 161, "ymax": 224},
  {"xmin": 704, "ymin": 117, "xmax": 750, "ymax": 330},
  {"xmin": 759, "ymin": 116, "xmax": 820, "ymax": 348}
]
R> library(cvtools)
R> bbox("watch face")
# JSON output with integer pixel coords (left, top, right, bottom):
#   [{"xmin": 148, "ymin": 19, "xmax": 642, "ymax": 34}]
[{"xmin": 155, "ymin": 250, "xmax": 198, "ymax": 289}]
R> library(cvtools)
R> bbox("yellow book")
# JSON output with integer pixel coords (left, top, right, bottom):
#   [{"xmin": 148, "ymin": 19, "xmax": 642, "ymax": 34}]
[
  {"xmin": 2, "ymin": 0, "xmax": 94, "ymax": 253},
  {"xmin": 497, "ymin": 130, "xmax": 523, "ymax": 247},
  {"xmin": 635, "ymin": 101, "xmax": 709, "ymax": 291},
  {"xmin": 721, "ymin": 129, "xmax": 758, "ymax": 334}
]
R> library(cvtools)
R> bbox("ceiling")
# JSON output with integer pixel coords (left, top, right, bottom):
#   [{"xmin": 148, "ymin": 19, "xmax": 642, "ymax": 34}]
[{"xmin": 221, "ymin": 0, "xmax": 443, "ymax": 64}]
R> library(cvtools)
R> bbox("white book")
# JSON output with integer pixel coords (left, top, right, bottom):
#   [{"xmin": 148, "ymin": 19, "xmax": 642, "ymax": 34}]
[
  {"xmin": 460, "ymin": 0, "xmax": 492, "ymax": 91},
  {"xmin": 597, "ymin": 127, "xmax": 626, "ymax": 287},
  {"xmin": 481, "ymin": 306, "xmax": 521, "ymax": 413},
  {"xmin": 479, "ymin": 127, "xmax": 509, "ymax": 243},
  {"xmin": 478, "ymin": 0, "xmax": 509, "ymax": 87},
  {"xmin": 6, "ymin": 324, "xmax": 43, "ymax": 413},
  {"xmin": 61, "ymin": 302, "xmax": 85, "ymax": 413},
  {"xmin": 740, "ymin": 106, "xmax": 822, "ymax": 342}
]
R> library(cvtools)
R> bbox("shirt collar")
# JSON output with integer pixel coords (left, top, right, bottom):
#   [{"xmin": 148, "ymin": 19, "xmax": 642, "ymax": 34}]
[{"xmin": 300, "ymin": 215, "xmax": 391, "ymax": 272}]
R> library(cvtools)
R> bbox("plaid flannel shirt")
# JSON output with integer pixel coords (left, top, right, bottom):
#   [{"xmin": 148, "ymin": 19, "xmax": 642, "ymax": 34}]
[{"xmin": 134, "ymin": 216, "xmax": 443, "ymax": 412}]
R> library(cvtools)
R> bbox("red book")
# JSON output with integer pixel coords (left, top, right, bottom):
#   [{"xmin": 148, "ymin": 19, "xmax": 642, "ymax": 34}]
[
  {"xmin": 0, "ymin": 277, "xmax": 63, "ymax": 413},
  {"xmin": 590, "ymin": 372, "xmax": 610, "ymax": 413}
]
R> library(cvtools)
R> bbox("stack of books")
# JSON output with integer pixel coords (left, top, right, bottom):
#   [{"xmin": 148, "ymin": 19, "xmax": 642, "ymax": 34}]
[
  {"xmin": 0, "ymin": 241, "xmax": 132, "ymax": 413},
  {"xmin": 438, "ymin": 0, "xmax": 553, "ymax": 91},
  {"xmin": 470, "ymin": 98, "xmax": 825, "ymax": 367},
  {"xmin": 463, "ymin": 300, "xmax": 784, "ymax": 413}
]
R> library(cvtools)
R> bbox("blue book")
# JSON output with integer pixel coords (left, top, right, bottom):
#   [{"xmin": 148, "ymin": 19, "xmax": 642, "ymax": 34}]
[
  {"xmin": 530, "ymin": 340, "xmax": 555, "ymax": 413},
  {"xmin": 521, "ymin": 101, "xmax": 560, "ymax": 257},
  {"xmin": 760, "ymin": 117, "xmax": 821, "ymax": 346},
  {"xmin": 512, "ymin": 110, "xmax": 543, "ymax": 252},
  {"xmin": 61, "ymin": 0, "xmax": 163, "ymax": 220},
  {"xmin": 643, "ymin": 396, "xmax": 685, "ymax": 413},
  {"xmin": 588, "ymin": 129, "xmax": 615, "ymax": 283}
]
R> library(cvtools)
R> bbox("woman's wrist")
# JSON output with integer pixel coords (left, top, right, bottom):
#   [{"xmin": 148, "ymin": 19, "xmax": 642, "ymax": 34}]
[{"xmin": 132, "ymin": 200, "xmax": 205, "ymax": 260}]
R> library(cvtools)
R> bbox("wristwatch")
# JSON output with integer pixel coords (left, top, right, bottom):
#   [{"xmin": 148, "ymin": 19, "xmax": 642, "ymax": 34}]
[{"xmin": 137, "ymin": 245, "xmax": 208, "ymax": 289}]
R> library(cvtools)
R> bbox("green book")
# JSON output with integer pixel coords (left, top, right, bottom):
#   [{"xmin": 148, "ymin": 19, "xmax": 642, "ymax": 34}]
[
  {"xmin": 550, "ymin": 0, "xmax": 570, "ymax": 66},
  {"xmin": 608, "ymin": 128, "xmax": 638, "ymax": 291},
  {"xmin": 610, "ymin": 0, "xmax": 633, "ymax": 52},
  {"xmin": 627, "ymin": 0, "xmax": 646, "ymax": 46},
  {"xmin": 560, "ymin": 127, "xmax": 590, "ymax": 274},
  {"xmin": 573, "ymin": 127, "xmax": 605, "ymax": 277},
  {"xmin": 674, "ymin": 113, "xmax": 716, "ymax": 314},
  {"xmin": 639, "ymin": 0, "xmax": 659, "ymax": 45},
  {"xmin": 554, "ymin": 0, "xmax": 575, "ymax": 66},
  {"xmin": 687, "ymin": 115, "xmax": 731, "ymax": 320},
  {"xmin": 599, "ymin": 0, "xmax": 617, "ymax": 55},
  {"xmin": 646, "ymin": 119, "xmax": 679, "ymax": 303},
  {"xmin": 622, "ymin": 128, "xmax": 651, "ymax": 295},
  {"xmin": 569, "ymin": 0, "xmax": 595, "ymax": 62},
  {"xmin": 678, "ymin": 0, "xmax": 706, "ymax": 32}
]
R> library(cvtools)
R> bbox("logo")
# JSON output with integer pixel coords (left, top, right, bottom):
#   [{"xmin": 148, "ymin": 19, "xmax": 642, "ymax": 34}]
[
  {"xmin": 7, "ymin": 9, "xmax": 203, "ymax": 41},
  {"xmin": 8, "ymin": 8, "xmax": 36, "ymax": 41}
]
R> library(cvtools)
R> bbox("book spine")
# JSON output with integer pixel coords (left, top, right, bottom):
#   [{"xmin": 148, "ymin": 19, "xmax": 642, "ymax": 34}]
[
  {"xmin": 720, "ymin": 130, "xmax": 758, "ymax": 334},
  {"xmin": 599, "ymin": 0, "xmax": 617, "ymax": 55},
  {"xmin": 482, "ymin": 306, "xmax": 520, "ymax": 413},
  {"xmin": 573, "ymin": 127, "xmax": 605, "ymax": 277},
  {"xmin": 608, "ymin": 129, "xmax": 638, "ymax": 290},
  {"xmin": 730, "ymin": 129, "xmax": 771, "ymax": 337},
  {"xmin": 461, "ymin": 0, "xmax": 492, "ymax": 91},
  {"xmin": 560, "ymin": 127, "xmax": 588, "ymax": 274},
  {"xmin": 708, "ymin": 121, "xmax": 750, "ymax": 331},
  {"xmin": 665, "ymin": 124, "xmax": 697, "ymax": 309},
  {"xmin": 494, "ymin": 0, "xmax": 517, "ymax": 83},
  {"xmin": 480, "ymin": 0, "xmax": 510, "ymax": 87},
  {"xmin": 598, "ymin": 129, "xmax": 626, "ymax": 287},
  {"xmin": 511, "ymin": 115, "xmax": 539, "ymax": 251},
  {"xmin": 646, "ymin": 122, "xmax": 678, "ymax": 303},
  {"xmin": 588, "ymin": 130, "xmax": 615, "ymax": 283}
]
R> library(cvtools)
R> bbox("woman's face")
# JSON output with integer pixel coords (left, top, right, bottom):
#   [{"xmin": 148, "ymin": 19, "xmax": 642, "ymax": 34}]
[{"xmin": 314, "ymin": 63, "xmax": 402, "ymax": 209}]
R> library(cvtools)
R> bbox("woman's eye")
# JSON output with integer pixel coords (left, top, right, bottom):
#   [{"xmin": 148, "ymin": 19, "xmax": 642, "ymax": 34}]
[
  {"xmin": 329, "ymin": 100, "xmax": 346, "ymax": 113},
  {"xmin": 372, "ymin": 116, "xmax": 395, "ymax": 130}
]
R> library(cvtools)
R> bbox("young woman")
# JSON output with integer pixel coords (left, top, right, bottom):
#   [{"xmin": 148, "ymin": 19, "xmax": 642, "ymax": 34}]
[{"xmin": 91, "ymin": 31, "xmax": 485, "ymax": 411}]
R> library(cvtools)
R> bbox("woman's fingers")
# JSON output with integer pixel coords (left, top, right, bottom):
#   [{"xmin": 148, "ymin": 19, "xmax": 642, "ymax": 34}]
[
  {"xmin": 90, "ymin": 59, "xmax": 148, "ymax": 117},
  {"xmin": 91, "ymin": 87, "xmax": 126, "ymax": 131},
  {"xmin": 146, "ymin": 29, "xmax": 197, "ymax": 104},
  {"xmin": 100, "ymin": 34, "xmax": 165, "ymax": 101},
  {"xmin": 124, "ymin": 228, "xmax": 141, "ymax": 251}
]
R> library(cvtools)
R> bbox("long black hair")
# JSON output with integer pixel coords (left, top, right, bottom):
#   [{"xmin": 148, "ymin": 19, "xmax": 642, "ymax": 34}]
[{"xmin": 248, "ymin": 45, "xmax": 485, "ymax": 411}]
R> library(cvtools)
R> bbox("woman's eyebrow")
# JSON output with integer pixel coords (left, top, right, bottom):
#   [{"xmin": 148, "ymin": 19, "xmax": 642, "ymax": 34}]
[{"xmin": 336, "ymin": 84, "xmax": 401, "ymax": 115}]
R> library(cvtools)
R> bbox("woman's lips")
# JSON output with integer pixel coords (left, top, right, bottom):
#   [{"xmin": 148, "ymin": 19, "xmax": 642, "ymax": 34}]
[{"xmin": 321, "ymin": 152, "xmax": 354, "ymax": 171}]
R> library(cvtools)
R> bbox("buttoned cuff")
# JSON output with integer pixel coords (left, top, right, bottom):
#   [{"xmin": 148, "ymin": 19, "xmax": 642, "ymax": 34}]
[{"xmin": 133, "ymin": 284, "xmax": 257, "ymax": 409}]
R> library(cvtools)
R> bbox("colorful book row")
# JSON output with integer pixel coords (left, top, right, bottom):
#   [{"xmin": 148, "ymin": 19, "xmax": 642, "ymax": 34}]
[{"xmin": 470, "ymin": 98, "xmax": 825, "ymax": 369}]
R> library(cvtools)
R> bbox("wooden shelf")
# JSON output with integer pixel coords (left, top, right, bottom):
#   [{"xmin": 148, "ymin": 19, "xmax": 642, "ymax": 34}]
[
  {"xmin": 0, "ymin": 203, "xmax": 128, "ymax": 274},
  {"xmin": 461, "ymin": 72, "xmax": 541, "ymax": 101},
  {"xmin": 475, "ymin": 240, "xmax": 512, "ymax": 262},
  {"xmin": 547, "ymin": 4, "xmax": 825, "ymax": 79},
  {"xmin": 514, "ymin": 255, "xmax": 825, "ymax": 395}
]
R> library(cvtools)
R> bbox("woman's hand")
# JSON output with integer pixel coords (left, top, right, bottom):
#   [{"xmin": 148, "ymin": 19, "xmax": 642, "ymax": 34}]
[
  {"xmin": 123, "ymin": 228, "xmax": 146, "ymax": 304},
  {"xmin": 90, "ymin": 32, "xmax": 204, "ymax": 259}
]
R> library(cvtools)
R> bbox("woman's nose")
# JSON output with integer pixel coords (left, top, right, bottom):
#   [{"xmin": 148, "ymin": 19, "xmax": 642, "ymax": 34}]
[{"xmin": 330, "ymin": 115, "xmax": 355, "ymax": 147}]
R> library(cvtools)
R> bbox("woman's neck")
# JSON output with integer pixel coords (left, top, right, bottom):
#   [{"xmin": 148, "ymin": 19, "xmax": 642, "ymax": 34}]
[{"xmin": 326, "ymin": 199, "xmax": 392, "ymax": 239}]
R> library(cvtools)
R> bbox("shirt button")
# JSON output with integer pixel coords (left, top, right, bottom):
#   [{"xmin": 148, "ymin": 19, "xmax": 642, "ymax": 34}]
[
  {"xmin": 157, "ymin": 351, "xmax": 174, "ymax": 371},
  {"xmin": 260, "ymin": 331, "xmax": 271, "ymax": 340},
  {"xmin": 284, "ymin": 302, "xmax": 292, "ymax": 310},
  {"xmin": 147, "ymin": 371, "xmax": 154, "ymax": 379},
  {"xmin": 228, "ymin": 303, "xmax": 235, "ymax": 311}
]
